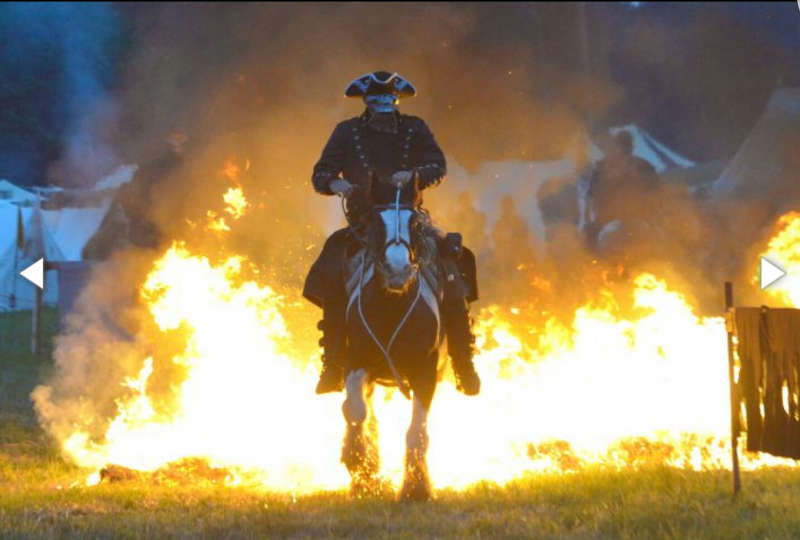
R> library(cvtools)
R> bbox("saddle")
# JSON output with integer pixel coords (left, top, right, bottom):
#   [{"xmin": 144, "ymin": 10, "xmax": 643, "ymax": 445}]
[
  {"xmin": 303, "ymin": 210, "xmax": 477, "ymax": 310},
  {"xmin": 438, "ymin": 232, "xmax": 478, "ymax": 304},
  {"xmin": 341, "ymin": 224, "xmax": 478, "ymax": 305}
]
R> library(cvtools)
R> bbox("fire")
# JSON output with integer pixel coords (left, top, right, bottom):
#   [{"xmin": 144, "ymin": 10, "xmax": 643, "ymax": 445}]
[
  {"xmin": 758, "ymin": 211, "xmax": 800, "ymax": 305},
  {"xmin": 203, "ymin": 186, "xmax": 249, "ymax": 232},
  {"xmin": 220, "ymin": 159, "xmax": 241, "ymax": 183},
  {"xmin": 51, "ymin": 190, "xmax": 800, "ymax": 492},
  {"xmin": 222, "ymin": 186, "xmax": 249, "ymax": 219},
  {"xmin": 64, "ymin": 243, "xmax": 350, "ymax": 490}
]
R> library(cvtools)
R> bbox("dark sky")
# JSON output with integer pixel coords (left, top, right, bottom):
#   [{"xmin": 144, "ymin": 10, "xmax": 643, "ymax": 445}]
[
  {"xmin": 1, "ymin": 2, "xmax": 798, "ymax": 185},
  {"xmin": 596, "ymin": 2, "xmax": 800, "ymax": 160}
]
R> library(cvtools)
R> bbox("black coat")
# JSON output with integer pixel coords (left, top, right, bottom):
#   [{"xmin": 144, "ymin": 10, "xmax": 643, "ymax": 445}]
[{"xmin": 312, "ymin": 111, "xmax": 447, "ymax": 198}]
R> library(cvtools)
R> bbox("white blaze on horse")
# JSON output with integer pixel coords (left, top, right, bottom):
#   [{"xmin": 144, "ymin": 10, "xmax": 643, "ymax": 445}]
[{"xmin": 340, "ymin": 171, "xmax": 444, "ymax": 501}]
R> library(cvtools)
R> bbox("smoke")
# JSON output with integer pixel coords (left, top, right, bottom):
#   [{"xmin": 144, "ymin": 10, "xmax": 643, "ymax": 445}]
[
  {"xmin": 31, "ymin": 3, "xmax": 800, "ymax": 461},
  {"xmin": 0, "ymin": 3, "xmax": 124, "ymax": 185}
]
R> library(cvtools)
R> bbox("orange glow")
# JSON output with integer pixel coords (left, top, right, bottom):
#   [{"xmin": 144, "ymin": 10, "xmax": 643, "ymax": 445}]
[
  {"xmin": 53, "ymin": 190, "xmax": 800, "ymax": 491},
  {"xmin": 222, "ymin": 187, "xmax": 249, "ymax": 219},
  {"xmin": 221, "ymin": 160, "xmax": 241, "ymax": 183},
  {"xmin": 757, "ymin": 211, "xmax": 800, "ymax": 306}
]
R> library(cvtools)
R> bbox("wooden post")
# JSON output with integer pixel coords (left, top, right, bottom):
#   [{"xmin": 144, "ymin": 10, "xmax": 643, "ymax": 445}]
[{"xmin": 724, "ymin": 281, "xmax": 741, "ymax": 494}]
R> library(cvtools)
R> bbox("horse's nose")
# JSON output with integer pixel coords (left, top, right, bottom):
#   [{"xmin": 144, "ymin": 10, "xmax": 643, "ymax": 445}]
[{"xmin": 385, "ymin": 243, "xmax": 412, "ymax": 273}]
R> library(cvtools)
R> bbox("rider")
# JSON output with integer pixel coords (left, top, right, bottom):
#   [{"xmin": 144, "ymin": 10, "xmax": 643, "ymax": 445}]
[{"xmin": 303, "ymin": 70, "xmax": 481, "ymax": 396}]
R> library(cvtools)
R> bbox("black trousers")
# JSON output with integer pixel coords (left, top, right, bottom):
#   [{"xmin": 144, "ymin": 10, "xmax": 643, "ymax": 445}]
[{"xmin": 303, "ymin": 228, "xmax": 351, "ymax": 308}]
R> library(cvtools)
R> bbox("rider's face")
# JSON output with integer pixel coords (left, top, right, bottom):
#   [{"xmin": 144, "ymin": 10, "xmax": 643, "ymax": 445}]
[{"xmin": 364, "ymin": 94, "xmax": 399, "ymax": 114}]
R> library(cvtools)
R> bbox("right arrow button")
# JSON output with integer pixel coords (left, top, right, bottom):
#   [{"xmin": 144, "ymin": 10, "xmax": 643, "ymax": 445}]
[{"xmin": 760, "ymin": 257, "xmax": 786, "ymax": 290}]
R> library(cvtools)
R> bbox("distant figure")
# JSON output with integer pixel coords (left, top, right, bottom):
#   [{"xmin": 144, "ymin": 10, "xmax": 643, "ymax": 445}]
[{"xmin": 584, "ymin": 130, "xmax": 658, "ymax": 250}]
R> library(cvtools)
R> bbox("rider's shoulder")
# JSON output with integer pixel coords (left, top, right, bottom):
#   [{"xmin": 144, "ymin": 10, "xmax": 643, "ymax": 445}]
[{"xmin": 332, "ymin": 117, "xmax": 362, "ymax": 133}]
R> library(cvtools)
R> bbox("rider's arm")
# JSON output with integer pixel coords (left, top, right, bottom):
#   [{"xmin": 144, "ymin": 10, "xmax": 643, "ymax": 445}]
[
  {"xmin": 312, "ymin": 122, "xmax": 349, "ymax": 195},
  {"xmin": 414, "ymin": 120, "xmax": 447, "ymax": 190}
]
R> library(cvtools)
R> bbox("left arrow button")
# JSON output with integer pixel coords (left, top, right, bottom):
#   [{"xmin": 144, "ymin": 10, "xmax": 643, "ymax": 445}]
[{"xmin": 20, "ymin": 258, "xmax": 44, "ymax": 290}]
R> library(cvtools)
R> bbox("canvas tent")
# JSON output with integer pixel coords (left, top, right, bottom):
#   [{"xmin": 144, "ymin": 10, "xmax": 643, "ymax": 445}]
[
  {"xmin": 93, "ymin": 164, "xmax": 136, "ymax": 191},
  {"xmin": 0, "ymin": 203, "xmax": 63, "ymax": 310},
  {"xmin": 0, "ymin": 189, "xmax": 113, "ymax": 312},
  {"xmin": 607, "ymin": 124, "xmax": 696, "ymax": 174},
  {"xmin": 0, "ymin": 179, "xmax": 39, "ymax": 205},
  {"xmin": 43, "ymin": 203, "xmax": 111, "ymax": 261},
  {"xmin": 535, "ymin": 124, "xmax": 697, "ymax": 233},
  {"xmin": 0, "ymin": 164, "xmax": 135, "ymax": 311},
  {"xmin": 711, "ymin": 87, "xmax": 800, "ymax": 207}
]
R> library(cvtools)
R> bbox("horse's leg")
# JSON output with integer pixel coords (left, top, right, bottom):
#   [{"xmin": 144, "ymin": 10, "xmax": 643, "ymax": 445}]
[
  {"xmin": 341, "ymin": 368, "xmax": 379, "ymax": 496},
  {"xmin": 399, "ymin": 353, "xmax": 437, "ymax": 502}
]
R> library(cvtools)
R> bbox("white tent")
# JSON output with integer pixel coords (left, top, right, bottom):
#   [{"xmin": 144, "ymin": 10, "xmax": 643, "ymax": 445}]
[
  {"xmin": 0, "ymin": 179, "xmax": 39, "ymax": 205},
  {"xmin": 93, "ymin": 164, "xmax": 136, "ymax": 191},
  {"xmin": 0, "ymin": 199, "xmax": 111, "ymax": 311},
  {"xmin": 0, "ymin": 164, "xmax": 134, "ymax": 311},
  {"xmin": 43, "ymin": 201, "xmax": 111, "ymax": 261},
  {"xmin": 0, "ymin": 203, "xmax": 62, "ymax": 310},
  {"xmin": 608, "ymin": 124, "xmax": 696, "ymax": 174},
  {"xmin": 711, "ymin": 87, "xmax": 800, "ymax": 204}
]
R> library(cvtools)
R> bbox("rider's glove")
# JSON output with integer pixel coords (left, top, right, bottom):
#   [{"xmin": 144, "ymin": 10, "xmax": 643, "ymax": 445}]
[
  {"xmin": 391, "ymin": 170, "xmax": 413, "ymax": 188},
  {"xmin": 329, "ymin": 178, "xmax": 355, "ymax": 197}
]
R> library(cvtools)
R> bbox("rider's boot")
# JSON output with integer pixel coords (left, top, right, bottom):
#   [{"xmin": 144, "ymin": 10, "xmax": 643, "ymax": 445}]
[
  {"xmin": 443, "ymin": 298, "xmax": 481, "ymax": 396},
  {"xmin": 316, "ymin": 299, "xmax": 347, "ymax": 394}
]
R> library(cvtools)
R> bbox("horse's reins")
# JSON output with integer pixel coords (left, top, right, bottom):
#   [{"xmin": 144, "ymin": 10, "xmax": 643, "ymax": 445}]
[
  {"xmin": 345, "ymin": 184, "xmax": 418, "ymax": 399},
  {"xmin": 394, "ymin": 187, "xmax": 401, "ymax": 244},
  {"xmin": 356, "ymin": 256, "xmax": 418, "ymax": 399}
]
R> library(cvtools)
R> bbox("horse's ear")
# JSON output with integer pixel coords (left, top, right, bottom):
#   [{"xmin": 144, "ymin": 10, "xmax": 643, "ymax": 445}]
[{"xmin": 411, "ymin": 169, "xmax": 422, "ymax": 205}]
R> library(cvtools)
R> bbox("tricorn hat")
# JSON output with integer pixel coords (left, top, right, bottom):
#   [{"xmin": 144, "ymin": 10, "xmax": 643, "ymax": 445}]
[{"xmin": 345, "ymin": 71, "xmax": 417, "ymax": 98}]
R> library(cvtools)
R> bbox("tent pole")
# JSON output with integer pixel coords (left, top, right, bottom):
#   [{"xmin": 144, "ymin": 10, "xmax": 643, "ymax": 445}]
[
  {"xmin": 31, "ymin": 285, "xmax": 42, "ymax": 355},
  {"xmin": 725, "ymin": 281, "xmax": 741, "ymax": 494}
]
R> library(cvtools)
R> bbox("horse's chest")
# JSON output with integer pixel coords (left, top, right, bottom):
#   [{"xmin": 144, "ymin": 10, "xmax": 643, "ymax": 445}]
[{"xmin": 344, "ymin": 256, "xmax": 441, "ymax": 354}]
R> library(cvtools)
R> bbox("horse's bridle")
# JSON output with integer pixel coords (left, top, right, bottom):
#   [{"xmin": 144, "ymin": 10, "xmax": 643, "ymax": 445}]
[
  {"xmin": 372, "ymin": 186, "xmax": 420, "ymax": 264},
  {"xmin": 352, "ymin": 186, "xmax": 421, "ymax": 399}
]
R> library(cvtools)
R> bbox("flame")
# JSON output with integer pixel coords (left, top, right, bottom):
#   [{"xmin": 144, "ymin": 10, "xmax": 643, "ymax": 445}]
[
  {"xmin": 221, "ymin": 159, "xmax": 241, "ymax": 183},
  {"xmin": 222, "ymin": 187, "xmax": 249, "ymax": 219},
  {"xmin": 203, "ymin": 186, "xmax": 249, "ymax": 232},
  {"xmin": 205, "ymin": 211, "xmax": 230, "ymax": 232},
  {"xmin": 758, "ymin": 211, "xmax": 800, "ymax": 305},
  {"xmin": 54, "ymin": 190, "xmax": 800, "ymax": 491}
]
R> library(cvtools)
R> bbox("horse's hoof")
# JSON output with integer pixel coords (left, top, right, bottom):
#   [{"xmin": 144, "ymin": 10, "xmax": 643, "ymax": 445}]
[
  {"xmin": 341, "ymin": 428, "xmax": 366, "ymax": 471},
  {"xmin": 349, "ymin": 472, "xmax": 383, "ymax": 498}
]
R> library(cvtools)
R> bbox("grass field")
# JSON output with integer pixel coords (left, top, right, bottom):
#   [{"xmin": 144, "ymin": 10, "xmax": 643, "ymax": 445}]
[{"xmin": 3, "ymin": 312, "xmax": 800, "ymax": 538}]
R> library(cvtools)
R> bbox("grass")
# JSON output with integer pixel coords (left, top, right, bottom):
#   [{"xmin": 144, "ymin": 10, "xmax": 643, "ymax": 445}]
[
  {"xmin": 4, "ymin": 453, "xmax": 800, "ymax": 539},
  {"xmin": 3, "ymin": 318, "xmax": 800, "ymax": 538},
  {"xmin": 0, "ymin": 308, "xmax": 60, "ymax": 356}
]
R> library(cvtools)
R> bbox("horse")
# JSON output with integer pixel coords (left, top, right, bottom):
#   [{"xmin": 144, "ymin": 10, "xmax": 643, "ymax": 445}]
[{"xmin": 339, "ymin": 171, "xmax": 444, "ymax": 501}]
